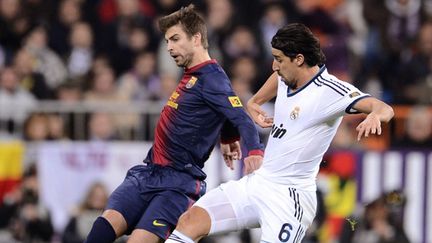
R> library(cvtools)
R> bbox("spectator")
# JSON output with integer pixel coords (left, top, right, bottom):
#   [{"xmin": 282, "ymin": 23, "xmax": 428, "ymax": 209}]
[
  {"xmin": 46, "ymin": 113, "xmax": 69, "ymax": 140},
  {"xmin": 294, "ymin": 0, "xmax": 350, "ymax": 77},
  {"xmin": 56, "ymin": 81, "xmax": 82, "ymax": 103},
  {"xmin": 152, "ymin": 0, "xmax": 185, "ymax": 17},
  {"xmin": 391, "ymin": 106, "xmax": 432, "ymax": 149},
  {"xmin": 0, "ymin": 0, "xmax": 31, "ymax": 62},
  {"xmin": 205, "ymin": 0, "xmax": 237, "ymax": 65},
  {"xmin": 84, "ymin": 66, "xmax": 121, "ymax": 103},
  {"xmin": 24, "ymin": 25, "xmax": 68, "ymax": 90},
  {"xmin": 0, "ymin": 164, "xmax": 54, "ymax": 242},
  {"xmin": 67, "ymin": 22, "xmax": 94, "ymax": 80},
  {"xmin": 230, "ymin": 57, "xmax": 258, "ymax": 87},
  {"xmin": 340, "ymin": 191, "xmax": 410, "ymax": 243},
  {"xmin": 0, "ymin": 66, "xmax": 36, "ymax": 137},
  {"xmin": 111, "ymin": 23, "xmax": 153, "ymax": 75},
  {"xmin": 117, "ymin": 51, "xmax": 161, "ymax": 102},
  {"xmin": 397, "ymin": 20, "xmax": 432, "ymax": 104},
  {"xmin": 49, "ymin": 0, "xmax": 83, "ymax": 56},
  {"xmin": 62, "ymin": 182, "xmax": 114, "ymax": 243},
  {"xmin": 54, "ymin": 82, "xmax": 83, "ymax": 140},
  {"xmin": 87, "ymin": 112, "xmax": 118, "ymax": 141},
  {"xmin": 21, "ymin": 0, "xmax": 55, "ymax": 25},
  {"xmin": 222, "ymin": 25, "xmax": 264, "ymax": 68},
  {"xmin": 158, "ymin": 73, "xmax": 178, "ymax": 102},
  {"xmin": 23, "ymin": 113, "xmax": 49, "ymax": 141},
  {"xmin": 230, "ymin": 56, "xmax": 265, "ymax": 92},
  {"xmin": 258, "ymin": 2, "xmax": 288, "ymax": 63},
  {"xmin": 98, "ymin": 0, "xmax": 156, "ymax": 74},
  {"xmin": 13, "ymin": 48, "xmax": 53, "ymax": 100},
  {"xmin": 84, "ymin": 66, "xmax": 130, "ymax": 136},
  {"xmin": 360, "ymin": 0, "xmax": 426, "ymax": 103}
]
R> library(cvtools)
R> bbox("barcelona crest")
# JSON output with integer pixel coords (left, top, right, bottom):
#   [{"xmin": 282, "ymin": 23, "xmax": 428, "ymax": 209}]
[{"xmin": 186, "ymin": 76, "xmax": 198, "ymax": 89}]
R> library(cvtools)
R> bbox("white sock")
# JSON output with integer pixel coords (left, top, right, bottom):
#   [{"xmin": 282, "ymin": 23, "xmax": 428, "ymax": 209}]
[{"xmin": 165, "ymin": 230, "xmax": 194, "ymax": 243}]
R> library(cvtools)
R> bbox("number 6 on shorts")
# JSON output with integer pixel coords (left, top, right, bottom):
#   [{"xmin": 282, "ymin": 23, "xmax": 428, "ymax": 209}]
[{"xmin": 278, "ymin": 223, "xmax": 293, "ymax": 242}]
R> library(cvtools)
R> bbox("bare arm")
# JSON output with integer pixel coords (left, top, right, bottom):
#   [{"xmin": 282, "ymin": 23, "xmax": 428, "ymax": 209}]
[
  {"xmin": 353, "ymin": 97, "xmax": 394, "ymax": 141},
  {"xmin": 246, "ymin": 72, "xmax": 278, "ymax": 128}
]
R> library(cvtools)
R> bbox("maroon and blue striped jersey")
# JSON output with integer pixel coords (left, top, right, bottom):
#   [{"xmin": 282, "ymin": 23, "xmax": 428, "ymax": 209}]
[{"xmin": 144, "ymin": 59, "xmax": 263, "ymax": 179}]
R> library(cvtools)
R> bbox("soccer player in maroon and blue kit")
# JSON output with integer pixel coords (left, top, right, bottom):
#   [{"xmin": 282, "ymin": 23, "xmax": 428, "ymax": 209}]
[{"xmin": 85, "ymin": 5, "xmax": 264, "ymax": 243}]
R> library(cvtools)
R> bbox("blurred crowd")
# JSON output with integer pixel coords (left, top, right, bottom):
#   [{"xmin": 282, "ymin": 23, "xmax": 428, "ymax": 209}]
[
  {"xmin": 0, "ymin": 0, "xmax": 432, "ymax": 242},
  {"xmin": 0, "ymin": 164, "xmax": 121, "ymax": 243},
  {"xmin": 0, "ymin": 0, "xmax": 431, "ymax": 142}
]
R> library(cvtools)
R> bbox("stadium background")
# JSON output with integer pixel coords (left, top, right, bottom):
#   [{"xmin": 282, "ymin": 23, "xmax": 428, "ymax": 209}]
[{"xmin": 0, "ymin": 0, "xmax": 431, "ymax": 242}]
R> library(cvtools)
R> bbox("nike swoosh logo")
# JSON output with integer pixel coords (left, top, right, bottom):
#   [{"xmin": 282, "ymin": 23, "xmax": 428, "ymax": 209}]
[{"xmin": 153, "ymin": 220, "xmax": 166, "ymax": 227}]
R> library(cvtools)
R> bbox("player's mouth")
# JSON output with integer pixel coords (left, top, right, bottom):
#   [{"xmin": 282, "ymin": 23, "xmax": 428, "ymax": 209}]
[{"xmin": 174, "ymin": 56, "xmax": 183, "ymax": 62}]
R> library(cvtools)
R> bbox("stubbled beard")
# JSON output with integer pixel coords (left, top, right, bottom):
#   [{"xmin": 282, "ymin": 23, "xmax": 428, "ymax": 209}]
[
  {"xmin": 287, "ymin": 81, "xmax": 297, "ymax": 90},
  {"xmin": 177, "ymin": 53, "xmax": 193, "ymax": 68},
  {"xmin": 282, "ymin": 77, "xmax": 297, "ymax": 90}
]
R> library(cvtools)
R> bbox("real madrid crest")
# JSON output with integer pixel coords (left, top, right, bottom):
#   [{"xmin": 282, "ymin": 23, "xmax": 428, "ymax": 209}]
[
  {"xmin": 186, "ymin": 76, "xmax": 198, "ymax": 89},
  {"xmin": 290, "ymin": 106, "xmax": 300, "ymax": 120}
]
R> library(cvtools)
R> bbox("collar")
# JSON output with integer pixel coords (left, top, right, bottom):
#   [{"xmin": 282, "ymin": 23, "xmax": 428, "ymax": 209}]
[{"xmin": 185, "ymin": 59, "xmax": 217, "ymax": 73}]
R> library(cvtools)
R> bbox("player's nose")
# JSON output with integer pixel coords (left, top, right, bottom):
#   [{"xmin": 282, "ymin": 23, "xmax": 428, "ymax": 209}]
[
  {"xmin": 272, "ymin": 60, "xmax": 279, "ymax": 71},
  {"xmin": 166, "ymin": 42, "xmax": 173, "ymax": 52}
]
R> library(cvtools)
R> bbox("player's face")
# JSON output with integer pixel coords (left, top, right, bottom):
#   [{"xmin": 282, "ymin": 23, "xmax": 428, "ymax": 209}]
[
  {"xmin": 271, "ymin": 48, "xmax": 299, "ymax": 90},
  {"xmin": 165, "ymin": 24, "xmax": 195, "ymax": 68}
]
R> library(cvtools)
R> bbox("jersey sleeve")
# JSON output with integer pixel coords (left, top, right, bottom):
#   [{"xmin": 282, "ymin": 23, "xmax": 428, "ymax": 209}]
[
  {"xmin": 320, "ymin": 80, "xmax": 370, "ymax": 118},
  {"xmin": 201, "ymin": 72, "xmax": 264, "ymax": 154},
  {"xmin": 220, "ymin": 120, "xmax": 240, "ymax": 144}
]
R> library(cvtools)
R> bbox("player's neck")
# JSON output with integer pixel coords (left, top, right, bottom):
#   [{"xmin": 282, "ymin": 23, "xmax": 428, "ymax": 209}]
[
  {"xmin": 186, "ymin": 50, "xmax": 211, "ymax": 69},
  {"xmin": 297, "ymin": 65, "xmax": 320, "ymax": 88}
]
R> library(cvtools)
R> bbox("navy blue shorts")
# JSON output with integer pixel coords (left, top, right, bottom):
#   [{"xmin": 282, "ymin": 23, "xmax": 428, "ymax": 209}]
[{"xmin": 106, "ymin": 163, "xmax": 206, "ymax": 239}]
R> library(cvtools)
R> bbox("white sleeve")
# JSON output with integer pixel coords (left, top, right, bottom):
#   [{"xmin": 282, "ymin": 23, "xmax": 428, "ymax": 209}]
[{"xmin": 319, "ymin": 79, "xmax": 370, "ymax": 119}]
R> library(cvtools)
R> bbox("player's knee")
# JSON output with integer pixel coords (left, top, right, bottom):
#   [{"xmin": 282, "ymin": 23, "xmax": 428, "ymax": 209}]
[
  {"xmin": 176, "ymin": 206, "xmax": 211, "ymax": 238},
  {"xmin": 176, "ymin": 210, "xmax": 193, "ymax": 230},
  {"xmin": 102, "ymin": 209, "xmax": 128, "ymax": 236}
]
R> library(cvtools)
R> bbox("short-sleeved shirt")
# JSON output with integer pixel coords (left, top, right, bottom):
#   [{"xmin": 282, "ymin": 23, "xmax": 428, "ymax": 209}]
[{"xmin": 256, "ymin": 66, "xmax": 369, "ymax": 191}]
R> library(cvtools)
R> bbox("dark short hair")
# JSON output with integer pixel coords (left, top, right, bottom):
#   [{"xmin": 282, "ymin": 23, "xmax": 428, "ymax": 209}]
[
  {"xmin": 158, "ymin": 4, "xmax": 208, "ymax": 49},
  {"xmin": 271, "ymin": 23, "xmax": 326, "ymax": 66}
]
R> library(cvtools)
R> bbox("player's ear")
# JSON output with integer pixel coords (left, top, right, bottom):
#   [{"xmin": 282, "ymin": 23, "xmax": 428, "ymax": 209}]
[
  {"xmin": 193, "ymin": 32, "xmax": 202, "ymax": 47},
  {"xmin": 295, "ymin": 54, "xmax": 304, "ymax": 66}
]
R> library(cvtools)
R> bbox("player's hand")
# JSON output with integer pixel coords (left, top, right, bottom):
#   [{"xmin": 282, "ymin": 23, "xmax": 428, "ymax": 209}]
[
  {"xmin": 356, "ymin": 113, "xmax": 382, "ymax": 141},
  {"xmin": 247, "ymin": 103, "xmax": 273, "ymax": 128},
  {"xmin": 220, "ymin": 141, "xmax": 242, "ymax": 170},
  {"xmin": 243, "ymin": 155, "xmax": 263, "ymax": 174}
]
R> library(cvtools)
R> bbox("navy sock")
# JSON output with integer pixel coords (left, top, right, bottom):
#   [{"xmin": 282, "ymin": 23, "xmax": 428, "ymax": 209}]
[{"xmin": 84, "ymin": 216, "xmax": 117, "ymax": 243}]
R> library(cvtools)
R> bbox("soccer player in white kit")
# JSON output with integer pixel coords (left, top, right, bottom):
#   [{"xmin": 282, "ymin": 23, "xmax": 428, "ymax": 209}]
[{"xmin": 165, "ymin": 23, "xmax": 394, "ymax": 243}]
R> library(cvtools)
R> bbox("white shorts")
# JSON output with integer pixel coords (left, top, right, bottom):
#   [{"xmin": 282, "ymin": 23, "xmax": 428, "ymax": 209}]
[{"xmin": 194, "ymin": 173, "xmax": 317, "ymax": 243}]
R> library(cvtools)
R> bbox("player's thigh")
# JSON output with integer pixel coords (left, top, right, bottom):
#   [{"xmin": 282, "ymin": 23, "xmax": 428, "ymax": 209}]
[
  {"xmin": 105, "ymin": 165, "xmax": 150, "ymax": 234},
  {"xmin": 136, "ymin": 190, "xmax": 191, "ymax": 240},
  {"xmin": 194, "ymin": 176, "xmax": 260, "ymax": 235},
  {"xmin": 258, "ymin": 187, "xmax": 317, "ymax": 243},
  {"xmin": 127, "ymin": 229, "xmax": 163, "ymax": 243}
]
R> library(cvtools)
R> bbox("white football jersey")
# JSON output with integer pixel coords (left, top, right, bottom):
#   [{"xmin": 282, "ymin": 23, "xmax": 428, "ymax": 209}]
[{"xmin": 255, "ymin": 66, "xmax": 369, "ymax": 191}]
